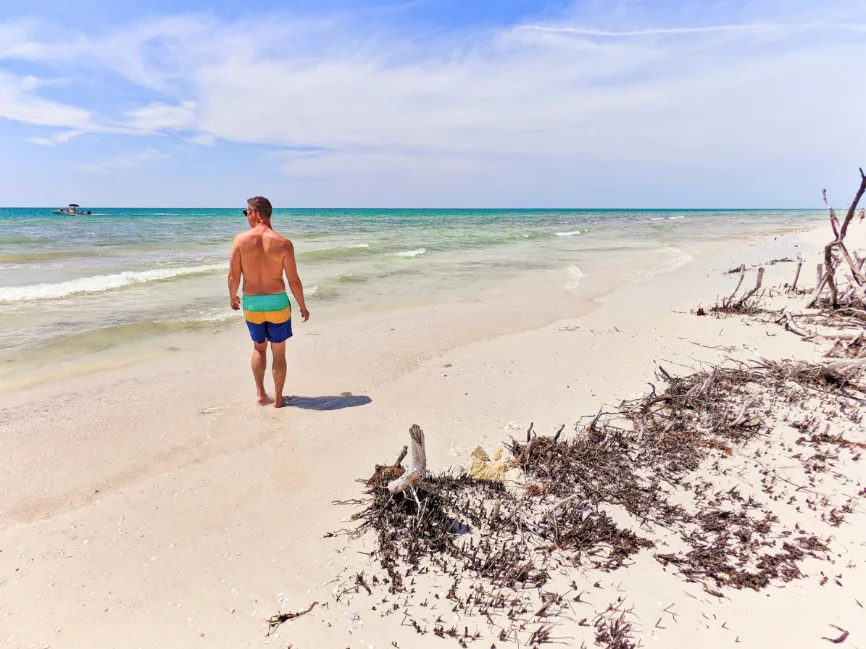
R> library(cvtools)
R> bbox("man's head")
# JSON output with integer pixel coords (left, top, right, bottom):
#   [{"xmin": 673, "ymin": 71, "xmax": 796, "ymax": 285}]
[{"xmin": 244, "ymin": 196, "xmax": 273, "ymax": 227}]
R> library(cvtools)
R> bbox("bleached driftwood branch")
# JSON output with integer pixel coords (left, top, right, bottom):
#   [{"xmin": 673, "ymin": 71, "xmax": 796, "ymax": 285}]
[
  {"xmin": 388, "ymin": 425, "xmax": 427, "ymax": 494},
  {"xmin": 730, "ymin": 397, "xmax": 756, "ymax": 426},
  {"xmin": 790, "ymin": 255, "xmax": 803, "ymax": 291},
  {"xmin": 736, "ymin": 267, "xmax": 765, "ymax": 307},
  {"xmin": 812, "ymin": 169, "xmax": 866, "ymax": 308},
  {"xmin": 784, "ymin": 312, "xmax": 811, "ymax": 337},
  {"xmin": 724, "ymin": 265, "xmax": 746, "ymax": 307}
]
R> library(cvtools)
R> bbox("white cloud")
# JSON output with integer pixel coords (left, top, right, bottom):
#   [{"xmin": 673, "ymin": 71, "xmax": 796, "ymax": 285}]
[
  {"xmin": 0, "ymin": 71, "xmax": 93, "ymax": 129},
  {"xmin": 516, "ymin": 21, "xmax": 866, "ymax": 38},
  {"xmin": 77, "ymin": 148, "xmax": 169, "ymax": 174},
  {"xmin": 29, "ymin": 130, "xmax": 86, "ymax": 146},
  {"xmin": 126, "ymin": 100, "xmax": 197, "ymax": 131},
  {"xmin": 2, "ymin": 1, "xmax": 866, "ymax": 203},
  {"xmin": 184, "ymin": 132, "xmax": 217, "ymax": 146}
]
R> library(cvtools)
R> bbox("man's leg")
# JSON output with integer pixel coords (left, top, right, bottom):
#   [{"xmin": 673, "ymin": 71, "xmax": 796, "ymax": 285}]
[
  {"xmin": 252, "ymin": 340, "xmax": 269, "ymax": 404},
  {"xmin": 271, "ymin": 341, "xmax": 287, "ymax": 408}
]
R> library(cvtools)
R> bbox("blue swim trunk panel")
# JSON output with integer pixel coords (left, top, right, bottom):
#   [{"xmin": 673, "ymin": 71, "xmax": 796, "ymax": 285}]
[{"xmin": 246, "ymin": 319, "xmax": 293, "ymax": 344}]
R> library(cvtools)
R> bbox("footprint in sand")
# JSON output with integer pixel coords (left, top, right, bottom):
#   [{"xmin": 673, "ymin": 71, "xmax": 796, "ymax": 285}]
[{"xmin": 200, "ymin": 407, "xmax": 221, "ymax": 415}]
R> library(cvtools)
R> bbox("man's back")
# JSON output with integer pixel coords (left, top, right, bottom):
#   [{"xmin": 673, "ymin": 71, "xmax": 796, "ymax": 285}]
[{"xmin": 236, "ymin": 226, "xmax": 290, "ymax": 295}]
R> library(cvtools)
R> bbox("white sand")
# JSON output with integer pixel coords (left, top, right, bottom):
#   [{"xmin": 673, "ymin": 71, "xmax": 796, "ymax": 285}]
[{"xmin": 1, "ymin": 220, "xmax": 864, "ymax": 648}]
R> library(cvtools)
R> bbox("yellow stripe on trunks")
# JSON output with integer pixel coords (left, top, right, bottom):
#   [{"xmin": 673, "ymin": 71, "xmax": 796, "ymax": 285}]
[{"xmin": 243, "ymin": 306, "xmax": 291, "ymax": 324}]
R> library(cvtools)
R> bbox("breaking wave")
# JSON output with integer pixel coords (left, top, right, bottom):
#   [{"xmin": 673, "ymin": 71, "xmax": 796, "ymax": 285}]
[{"xmin": 0, "ymin": 264, "xmax": 226, "ymax": 303}]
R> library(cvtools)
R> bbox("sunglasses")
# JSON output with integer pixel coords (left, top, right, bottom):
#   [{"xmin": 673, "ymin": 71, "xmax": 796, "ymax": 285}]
[{"xmin": 243, "ymin": 209, "xmax": 253, "ymax": 216}]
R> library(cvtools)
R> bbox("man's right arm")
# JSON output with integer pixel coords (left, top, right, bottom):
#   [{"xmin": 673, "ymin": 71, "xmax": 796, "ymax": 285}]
[
  {"xmin": 283, "ymin": 240, "xmax": 310, "ymax": 322},
  {"xmin": 228, "ymin": 236, "xmax": 242, "ymax": 310}
]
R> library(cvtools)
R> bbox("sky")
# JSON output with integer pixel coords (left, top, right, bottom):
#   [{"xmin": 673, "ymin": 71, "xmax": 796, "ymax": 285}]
[{"xmin": 1, "ymin": 0, "xmax": 865, "ymax": 208}]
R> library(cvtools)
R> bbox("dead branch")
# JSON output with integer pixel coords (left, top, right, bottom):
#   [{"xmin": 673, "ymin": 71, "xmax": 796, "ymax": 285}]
[
  {"xmin": 388, "ymin": 425, "xmax": 427, "ymax": 494},
  {"xmin": 736, "ymin": 267, "xmax": 764, "ymax": 307},
  {"xmin": 816, "ymin": 170, "xmax": 866, "ymax": 308},
  {"xmin": 724, "ymin": 265, "xmax": 746, "ymax": 308},
  {"xmin": 785, "ymin": 313, "xmax": 811, "ymax": 337},
  {"xmin": 730, "ymin": 397, "xmax": 756, "ymax": 426},
  {"xmin": 267, "ymin": 601, "xmax": 319, "ymax": 635},
  {"xmin": 790, "ymin": 256, "xmax": 803, "ymax": 291}
]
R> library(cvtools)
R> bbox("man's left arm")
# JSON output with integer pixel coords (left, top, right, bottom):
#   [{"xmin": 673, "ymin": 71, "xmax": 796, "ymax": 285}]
[{"xmin": 228, "ymin": 237, "xmax": 242, "ymax": 310}]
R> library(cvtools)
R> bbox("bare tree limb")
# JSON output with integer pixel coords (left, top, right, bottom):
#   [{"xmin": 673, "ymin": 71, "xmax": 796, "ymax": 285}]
[
  {"xmin": 819, "ymin": 169, "xmax": 866, "ymax": 307},
  {"xmin": 724, "ymin": 265, "xmax": 746, "ymax": 308},
  {"xmin": 785, "ymin": 313, "xmax": 811, "ymax": 337},
  {"xmin": 736, "ymin": 267, "xmax": 764, "ymax": 307},
  {"xmin": 388, "ymin": 425, "xmax": 427, "ymax": 494},
  {"xmin": 790, "ymin": 255, "xmax": 803, "ymax": 291}
]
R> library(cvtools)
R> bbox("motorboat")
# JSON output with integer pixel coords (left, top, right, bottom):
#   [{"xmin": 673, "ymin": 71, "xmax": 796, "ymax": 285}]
[{"xmin": 51, "ymin": 203, "xmax": 92, "ymax": 215}]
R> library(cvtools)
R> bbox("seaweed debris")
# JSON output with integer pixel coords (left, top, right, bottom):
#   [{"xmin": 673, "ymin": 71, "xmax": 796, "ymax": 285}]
[{"xmin": 334, "ymin": 354, "xmax": 864, "ymax": 646}]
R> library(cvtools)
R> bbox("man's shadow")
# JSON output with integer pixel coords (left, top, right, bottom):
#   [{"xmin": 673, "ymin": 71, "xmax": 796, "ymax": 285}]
[{"xmin": 284, "ymin": 392, "xmax": 372, "ymax": 411}]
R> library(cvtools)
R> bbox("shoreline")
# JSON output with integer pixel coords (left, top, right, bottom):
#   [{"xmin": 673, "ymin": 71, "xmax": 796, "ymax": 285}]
[
  {"xmin": 1, "ymin": 217, "xmax": 863, "ymax": 648},
  {"xmin": 0, "ymin": 210, "xmax": 821, "ymax": 393}
]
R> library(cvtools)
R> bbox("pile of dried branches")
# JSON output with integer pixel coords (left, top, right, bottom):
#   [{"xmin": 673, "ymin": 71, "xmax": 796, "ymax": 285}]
[
  {"xmin": 335, "ymin": 353, "xmax": 864, "ymax": 646},
  {"xmin": 706, "ymin": 264, "xmax": 767, "ymax": 315}
]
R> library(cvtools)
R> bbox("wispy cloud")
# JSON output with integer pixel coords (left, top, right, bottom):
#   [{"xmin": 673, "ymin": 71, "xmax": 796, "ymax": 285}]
[
  {"xmin": 0, "ymin": 71, "xmax": 93, "ymax": 129},
  {"xmin": 516, "ymin": 21, "xmax": 866, "ymax": 37},
  {"xmin": 126, "ymin": 101, "xmax": 197, "ymax": 131},
  {"xmin": 77, "ymin": 148, "xmax": 169, "ymax": 173},
  {"xmin": 2, "ymin": 0, "xmax": 866, "ymax": 205}
]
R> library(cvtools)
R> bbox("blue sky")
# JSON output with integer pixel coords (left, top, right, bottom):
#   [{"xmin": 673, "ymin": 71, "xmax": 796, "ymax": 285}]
[{"xmin": 1, "ymin": 0, "xmax": 865, "ymax": 207}]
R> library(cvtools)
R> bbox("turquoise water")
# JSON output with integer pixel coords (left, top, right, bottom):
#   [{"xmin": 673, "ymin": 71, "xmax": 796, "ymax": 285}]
[{"xmin": 0, "ymin": 208, "xmax": 820, "ymax": 383}]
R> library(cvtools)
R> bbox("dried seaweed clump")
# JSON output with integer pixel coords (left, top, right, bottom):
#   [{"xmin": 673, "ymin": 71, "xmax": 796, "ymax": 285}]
[{"xmin": 336, "ymin": 355, "xmax": 863, "ymax": 646}]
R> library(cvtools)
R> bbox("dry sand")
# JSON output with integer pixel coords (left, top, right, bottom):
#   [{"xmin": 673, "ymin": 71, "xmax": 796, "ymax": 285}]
[{"xmin": 1, "ymin": 220, "xmax": 864, "ymax": 648}]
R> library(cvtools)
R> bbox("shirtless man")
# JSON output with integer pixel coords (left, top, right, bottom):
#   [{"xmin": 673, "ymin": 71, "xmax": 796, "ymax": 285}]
[{"xmin": 228, "ymin": 196, "xmax": 310, "ymax": 407}]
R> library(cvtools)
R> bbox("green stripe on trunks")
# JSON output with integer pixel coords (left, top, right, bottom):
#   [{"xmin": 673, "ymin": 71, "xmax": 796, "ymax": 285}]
[{"xmin": 242, "ymin": 292, "xmax": 290, "ymax": 312}]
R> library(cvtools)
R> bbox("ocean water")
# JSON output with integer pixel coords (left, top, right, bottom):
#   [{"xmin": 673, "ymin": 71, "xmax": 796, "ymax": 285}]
[{"xmin": 0, "ymin": 208, "xmax": 819, "ymax": 385}]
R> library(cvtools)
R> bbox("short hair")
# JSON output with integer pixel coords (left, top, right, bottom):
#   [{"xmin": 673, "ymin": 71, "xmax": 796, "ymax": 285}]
[{"xmin": 247, "ymin": 196, "xmax": 273, "ymax": 220}]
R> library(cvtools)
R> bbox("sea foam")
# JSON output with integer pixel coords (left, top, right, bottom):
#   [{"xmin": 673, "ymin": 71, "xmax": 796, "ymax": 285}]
[
  {"xmin": 565, "ymin": 264, "xmax": 585, "ymax": 289},
  {"xmin": 555, "ymin": 230, "xmax": 582, "ymax": 237},
  {"xmin": 0, "ymin": 263, "xmax": 226, "ymax": 303},
  {"xmin": 394, "ymin": 248, "xmax": 426, "ymax": 258}
]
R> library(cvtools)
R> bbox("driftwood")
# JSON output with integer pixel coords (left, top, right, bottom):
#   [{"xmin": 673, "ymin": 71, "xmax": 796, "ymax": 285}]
[
  {"xmin": 724, "ymin": 265, "xmax": 746, "ymax": 308},
  {"xmin": 388, "ymin": 425, "xmax": 427, "ymax": 494},
  {"xmin": 267, "ymin": 601, "xmax": 319, "ymax": 635},
  {"xmin": 709, "ymin": 265, "xmax": 765, "ymax": 315},
  {"xmin": 790, "ymin": 256, "xmax": 803, "ymax": 291},
  {"xmin": 785, "ymin": 313, "xmax": 811, "ymax": 338},
  {"xmin": 736, "ymin": 267, "xmax": 764, "ymax": 307},
  {"xmin": 811, "ymin": 169, "xmax": 866, "ymax": 308}
]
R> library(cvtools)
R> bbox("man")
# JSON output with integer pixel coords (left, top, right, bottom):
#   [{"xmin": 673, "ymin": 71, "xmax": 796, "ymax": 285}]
[{"xmin": 229, "ymin": 196, "xmax": 310, "ymax": 408}]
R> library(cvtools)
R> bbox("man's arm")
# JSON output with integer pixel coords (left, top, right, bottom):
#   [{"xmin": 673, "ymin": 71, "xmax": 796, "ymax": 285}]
[
  {"xmin": 228, "ymin": 236, "xmax": 242, "ymax": 310},
  {"xmin": 283, "ymin": 240, "xmax": 310, "ymax": 322}
]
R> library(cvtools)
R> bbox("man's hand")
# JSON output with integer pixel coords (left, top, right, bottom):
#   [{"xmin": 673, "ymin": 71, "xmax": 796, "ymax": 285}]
[
  {"xmin": 300, "ymin": 306, "xmax": 310, "ymax": 322},
  {"xmin": 230, "ymin": 295, "xmax": 241, "ymax": 311}
]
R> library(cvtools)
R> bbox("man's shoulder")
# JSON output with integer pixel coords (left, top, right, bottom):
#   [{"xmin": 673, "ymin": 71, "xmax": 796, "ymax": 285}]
[{"xmin": 267, "ymin": 230, "xmax": 293, "ymax": 247}]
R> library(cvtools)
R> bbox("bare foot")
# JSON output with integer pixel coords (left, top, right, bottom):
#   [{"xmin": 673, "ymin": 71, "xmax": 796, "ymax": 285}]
[
  {"xmin": 274, "ymin": 395, "xmax": 287, "ymax": 408},
  {"xmin": 257, "ymin": 392, "xmax": 269, "ymax": 405}
]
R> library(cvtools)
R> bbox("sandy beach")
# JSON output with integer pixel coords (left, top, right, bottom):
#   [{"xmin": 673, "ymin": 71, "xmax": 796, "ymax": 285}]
[{"xmin": 1, "ymin": 218, "xmax": 864, "ymax": 649}]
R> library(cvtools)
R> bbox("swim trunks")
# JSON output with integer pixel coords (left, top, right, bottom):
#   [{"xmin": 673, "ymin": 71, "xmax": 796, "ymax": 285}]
[{"xmin": 243, "ymin": 292, "xmax": 292, "ymax": 344}]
